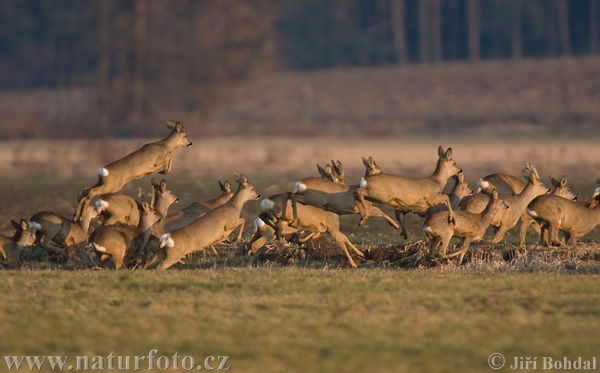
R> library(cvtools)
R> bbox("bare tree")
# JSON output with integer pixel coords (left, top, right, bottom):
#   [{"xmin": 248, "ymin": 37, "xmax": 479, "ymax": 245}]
[
  {"xmin": 554, "ymin": 0, "xmax": 572, "ymax": 55},
  {"xmin": 467, "ymin": 0, "xmax": 480, "ymax": 60},
  {"xmin": 511, "ymin": 0, "xmax": 523, "ymax": 58},
  {"xmin": 431, "ymin": 0, "xmax": 443, "ymax": 63},
  {"xmin": 419, "ymin": 0, "xmax": 431, "ymax": 63},
  {"xmin": 390, "ymin": 0, "xmax": 408, "ymax": 64},
  {"xmin": 590, "ymin": 0, "xmax": 598, "ymax": 54}
]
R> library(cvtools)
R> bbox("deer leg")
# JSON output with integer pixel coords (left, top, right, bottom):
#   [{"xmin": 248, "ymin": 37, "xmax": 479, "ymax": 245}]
[
  {"xmin": 159, "ymin": 155, "xmax": 173, "ymax": 175},
  {"xmin": 491, "ymin": 225, "xmax": 510, "ymax": 244},
  {"xmin": 540, "ymin": 223, "xmax": 550, "ymax": 247},
  {"xmin": 353, "ymin": 189, "xmax": 371, "ymax": 226},
  {"xmin": 394, "ymin": 209, "xmax": 408, "ymax": 239},
  {"xmin": 427, "ymin": 236, "xmax": 440, "ymax": 258},
  {"xmin": 518, "ymin": 217, "xmax": 531, "ymax": 247},
  {"xmin": 231, "ymin": 218, "xmax": 245, "ymax": 242},
  {"xmin": 456, "ymin": 238, "xmax": 472, "ymax": 265},
  {"xmin": 368, "ymin": 206, "xmax": 400, "ymax": 229},
  {"xmin": 298, "ymin": 232, "xmax": 319, "ymax": 243},
  {"xmin": 438, "ymin": 233, "xmax": 451, "ymax": 259},
  {"xmin": 548, "ymin": 222, "xmax": 564, "ymax": 247}
]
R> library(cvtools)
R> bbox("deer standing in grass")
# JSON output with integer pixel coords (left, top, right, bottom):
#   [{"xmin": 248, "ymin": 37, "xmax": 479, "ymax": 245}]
[
  {"xmin": 281, "ymin": 160, "xmax": 399, "ymax": 231},
  {"xmin": 354, "ymin": 146, "xmax": 462, "ymax": 239},
  {"xmin": 146, "ymin": 174, "xmax": 259, "ymax": 270},
  {"xmin": 0, "ymin": 220, "xmax": 36, "ymax": 268},
  {"xmin": 29, "ymin": 203, "xmax": 99, "ymax": 253},
  {"xmin": 74, "ymin": 121, "xmax": 192, "ymax": 220},
  {"xmin": 423, "ymin": 190, "xmax": 508, "ymax": 264},
  {"xmin": 165, "ymin": 180, "xmax": 233, "ymax": 232},
  {"xmin": 526, "ymin": 186, "xmax": 600, "ymax": 248},
  {"xmin": 250, "ymin": 194, "xmax": 364, "ymax": 267},
  {"xmin": 88, "ymin": 200, "xmax": 161, "ymax": 269}
]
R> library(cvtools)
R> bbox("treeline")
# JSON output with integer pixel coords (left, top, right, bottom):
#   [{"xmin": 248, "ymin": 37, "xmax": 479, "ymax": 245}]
[{"xmin": 0, "ymin": 0, "xmax": 598, "ymax": 137}]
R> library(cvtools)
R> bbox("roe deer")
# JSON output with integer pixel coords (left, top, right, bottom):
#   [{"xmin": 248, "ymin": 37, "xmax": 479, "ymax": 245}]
[
  {"xmin": 0, "ymin": 220, "xmax": 36, "ymax": 268},
  {"xmin": 74, "ymin": 121, "xmax": 192, "ymax": 220},
  {"xmin": 29, "ymin": 203, "xmax": 99, "ymax": 253},
  {"xmin": 149, "ymin": 178, "xmax": 178, "ymax": 236},
  {"xmin": 330, "ymin": 160, "xmax": 345, "ymax": 183},
  {"xmin": 250, "ymin": 194, "xmax": 364, "ymax": 267},
  {"xmin": 458, "ymin": 162, "xmax": 548, "ymax": 244},
  {"xmin": 423, "ymin": 190, "xmax": 507, "ymax": 265},
  {"xmin": 165, "ymin": 180, "xmax": 233, "ymax": 232},
  {"xmin": 477, "ymin": 173, "xmax": 525, "ymax": 195},
  {"xmin": 354, "ymin": 146, "xmax": 462, "ymax": 239},
  {"xmin": 88, "ymin": 200, "xmax": 161, "ymax": 269},
  {"xmin": 526, "ymin": 187, "xmax": 599, "ymax": 248},
  {"xmin": 281, "ymin": 162, "xmax": 399, "ymax": 230},
  {"xmin": 95, "ymin": 193, "xmax": 140, "ymax": 227},
  {"xmin": 147, "ymin": 174, "xmax": 260, "ymax": 270},
  {"xmin": 362, "ymin": 156, "xmax": 382, "ymax": 176},
  {"xmin": 422, "ymin": 172, "xmax": 473, "ymax": 217}
]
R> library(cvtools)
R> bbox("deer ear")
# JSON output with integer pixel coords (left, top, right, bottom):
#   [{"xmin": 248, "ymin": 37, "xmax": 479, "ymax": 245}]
[
  {"xmin": 223, "ymin": 180, "xmax": 231, "ymax": 192},
  {"xmin": 166, "ymin": 121, "xmax": 176, "ymax": 130},
  {"xmin": 550, "ymin": 177, "xmax": 559, "ymax": 187},
  {"xmin": 141, "ymin": 200, "xmax": 150, "ymax": 212},
  {"xmin": 175, "ymin": 122, "xmax": 184, "ymax": 132},
  {"xmin": 160, "ymin": 179, "xmax": 167, "ymax": 191},
  {"xmin": 445, "ymin": 147, "xmax": 453, "ymax": 159},
  {"xmin": 11, "ymin": 220, "xmax": 20, "ymax": 230},
  {"xmin": 492, "ymin": 189, "xmax": 499, "ymax": 200},
  {"xmin": 20, "ymin": 219, "xmax": 29, "ymax": 231},
  {"xmin": 362, "ymin": 157, "xmax": 369, "ymax": 166},
  {"xmin": 560, "ymin": 175, "xmax": 567, "ymax": 187},
  {"xmin": 317, "ymin": 164, "xmax": 326, "ymax": 177},
  {"xmin": 438, "ymin": 146, "xmax": 446, "ymax": 158}
]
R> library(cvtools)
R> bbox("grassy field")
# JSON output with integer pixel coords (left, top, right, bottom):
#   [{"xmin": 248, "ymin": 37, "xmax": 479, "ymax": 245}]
[
  {"xmin": 1, "ymin": 137, "xmax": 600, "ymax": 371},
  {"xmin": 0, "ymin": 269, "xmax": 599, "ymax": 372}
]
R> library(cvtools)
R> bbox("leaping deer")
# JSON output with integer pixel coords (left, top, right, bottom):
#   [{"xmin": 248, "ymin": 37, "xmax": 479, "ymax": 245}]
[
  {"xmin": 146, "ymin": 174, "xmax": 260, "ymax": 270},
  {"xmin": 74, "ymin": 121, "xmax": 192, "ymax": 221},
  {"xmin": 354, "ymin": 146, "xmax": 462, "ymax": 239}
]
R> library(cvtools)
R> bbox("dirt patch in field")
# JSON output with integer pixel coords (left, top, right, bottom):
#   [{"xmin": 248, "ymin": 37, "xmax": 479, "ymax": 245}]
[{"xmin": 8, "ymin": 238, "xmax": 600, "ymax": 274}]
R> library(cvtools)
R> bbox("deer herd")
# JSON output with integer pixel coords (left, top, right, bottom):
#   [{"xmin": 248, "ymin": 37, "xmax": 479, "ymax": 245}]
[{"xmin": 1, "ymin": 122, "xmax": 599, "ymax": 270}]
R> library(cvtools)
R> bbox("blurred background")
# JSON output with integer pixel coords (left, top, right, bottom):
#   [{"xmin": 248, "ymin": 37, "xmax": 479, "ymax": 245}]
[{"xmin": 0, "ymin": 0, "xmax": 599, "ymax": 140}]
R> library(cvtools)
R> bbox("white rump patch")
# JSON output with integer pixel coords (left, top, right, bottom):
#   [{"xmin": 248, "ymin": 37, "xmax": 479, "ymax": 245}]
[
  {"xmin": 159, "ymin": 233, "xmax": 175, "ymax": 248},
  {"xmin": 526, "ymin": 208, "xmax": 537, "ymax": 218},
  {"xmin": 98, "ymin": 167, "xmax": 109, "ymax": 177},
  {"xmin": 28, "ymin": 221, "xmax": 42, "ymax": 231},
  {"xmin": 477, "ymin": 179, "xmax": 489, "ymax": 192},
  {"xmin": 95, "ymin": 199, "xmax": 109, "ymax": 211},
  {"xmin": 254, "ymin": 217, "xmax": 266, "ymax": 229},
  {"xmin": 292, "ymin": 181, "xmax": 307, "ymax": 194},
  {"xmin": 594, "ymin": 187, "xmax": 600, "ymax": 198},
  {"xmin": 260, "ymin": 198, "xmax": 275, "ymax": 212},
  {"xmin": 422, "ymin": 225, "xmax": 432, "ymax": 235},
  {"xmin": 360, "ymin": 178, "xmax": 367, "ymax": 189},
  {"xmin": 90, "ymin": 242, "xmax": 106, "ymax": 253}
]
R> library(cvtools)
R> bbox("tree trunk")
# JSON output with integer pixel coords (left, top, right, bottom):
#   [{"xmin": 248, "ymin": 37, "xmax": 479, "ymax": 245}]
[
  {"xmin": 511, "ymin": 0, "xmax": 523, "ymax": 58},
  {"xmin": 467, "ymin": 0, "xmax": 480, "ymax": 61},
  {"xmin": 390, "ymin": 0, "xmax": 408, "ymax": 64},
  {"xmin": 131, "ymin": 0, "xmax": 147, "ymax": 130},
  {"xmin": 97, "ymin": 0, "xmax": 110, "ymax": 138},
  {"xmin": 419, "ymin": 0, "xmax": 431, "ymax": 63},
  {"xmin": 431, "ymin": 0, "xmax": 443, "ymax": 63},
  {"xmin": 554, "ymin": 0, "xmax": 572, "ymax": 55},
  {"xmin": 590, "ymin": 0, "xmax": 598, "ymax": 54}
]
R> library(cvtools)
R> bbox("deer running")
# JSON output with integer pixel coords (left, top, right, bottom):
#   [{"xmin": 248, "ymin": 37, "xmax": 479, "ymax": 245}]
[
  {"xmin": 146, "ymin": 174, "xmax": 259, "ymax": 270},
  {"xmin": 250, "ymin": 194, "xmax": 364, "ymax": 267},
  {"xmin": 165, "ymin": 180, "xmax": 233, "ymax": 232},
  {"xmin": 526, "ymin": 186, "xmax": 599, "ymax": 248},
  {"xmin": 423, "ymin": 190, "xmax": 508, "ymax": 264},
  {"xmin": 88, "ymin": 200, "xmax": 161, "ymax": 269},
  {"xmin": 354, "ymin": 146, "xmax": 462, "ymax": 239},
  {"xmin": 0, "ymin": 220, "xmax": 36, "ymax": 268},
  {"xmin": 74, "ymin": 121, "xmax": 192, "ymax": 220},
  {"xmin": 29, "ymin": 203, "xmax": 99, "ymax": 253}
]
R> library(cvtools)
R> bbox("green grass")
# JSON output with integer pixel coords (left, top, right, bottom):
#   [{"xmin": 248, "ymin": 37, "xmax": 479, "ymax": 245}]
[{"xmin": 1, "ymin": 268, "xmax": 599, "ymax": 372}]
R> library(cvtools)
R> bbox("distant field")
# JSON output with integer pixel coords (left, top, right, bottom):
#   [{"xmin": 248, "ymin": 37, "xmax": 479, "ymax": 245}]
[{"xmin": 1, "ymin": 136, "xmax": 600, "ymax": 371}]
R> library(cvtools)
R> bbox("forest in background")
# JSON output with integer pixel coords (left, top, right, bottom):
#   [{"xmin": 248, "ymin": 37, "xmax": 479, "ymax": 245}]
[{"xmin": 0, "ymin": 0, "xmax": 598, "ymax": 138}]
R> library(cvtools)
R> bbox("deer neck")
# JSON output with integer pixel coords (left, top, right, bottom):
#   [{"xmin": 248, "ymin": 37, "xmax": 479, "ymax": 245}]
[
  {"xmin": 228, "ymin": 188, "xmax": 249, "ymax": 212},
  {"xmin": 154, "ymin": 198, "xmax": 170, "ymax": 218},
  {"xmin": 430, "ymin": 160, "xmax": 452, "ymax": 188},
  {"xmin": 481, "ymin": 199, "xmax": 500, "ymax": 225},
  {"xmin": 157, "ymin": 131, "xmax": 181, "ymax": 151},
  {"xmin": 515, "ymin": 182, "xmax": 543, "ymax": 209}
]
